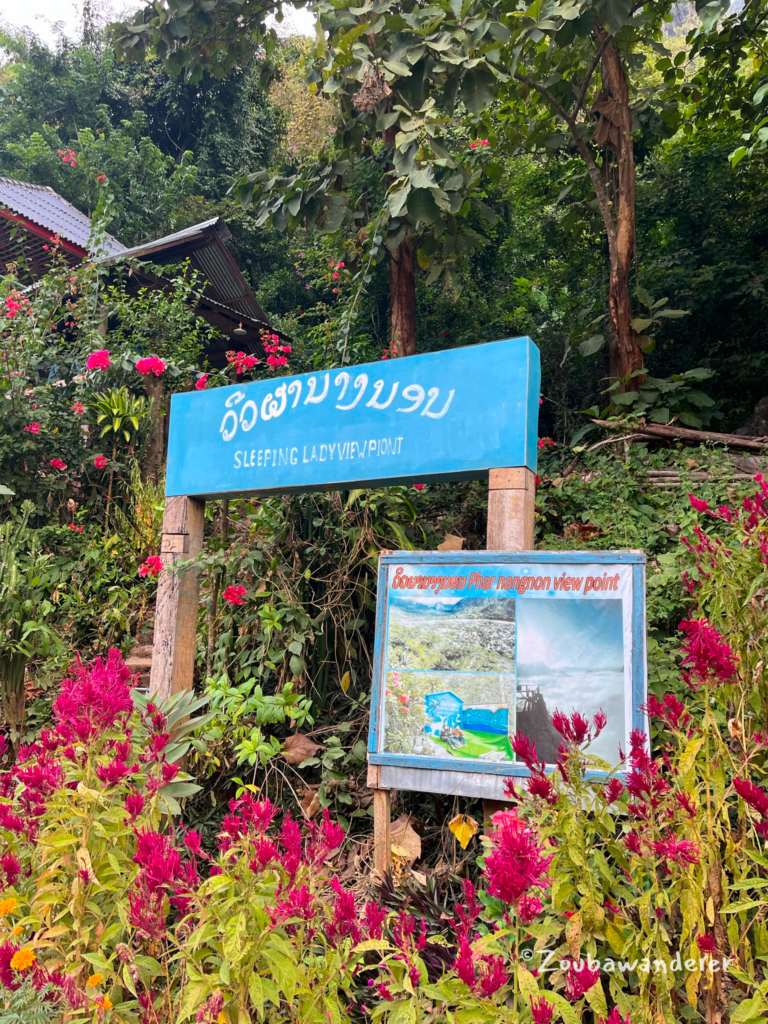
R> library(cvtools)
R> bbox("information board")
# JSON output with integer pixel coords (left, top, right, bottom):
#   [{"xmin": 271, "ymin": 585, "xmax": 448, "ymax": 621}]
[
  {"xmin": 369, "ymin": 551, "xmax": 646, "ymax": 798},
  {"xmin": 165, "ymin": 336, "xmax": 540, "ymax": 499}
]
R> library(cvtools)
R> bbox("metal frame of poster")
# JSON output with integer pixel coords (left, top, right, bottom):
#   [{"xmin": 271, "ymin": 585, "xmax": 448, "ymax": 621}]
[{"xmin": 368, "ymin": 550, "xmax": 647, "ymax": 800}]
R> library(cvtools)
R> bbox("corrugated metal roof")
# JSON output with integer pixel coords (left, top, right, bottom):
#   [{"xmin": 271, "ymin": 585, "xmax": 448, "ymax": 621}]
[{"xmin": 0, "ymin": 177, "xmax": 125, "ymax": 256}]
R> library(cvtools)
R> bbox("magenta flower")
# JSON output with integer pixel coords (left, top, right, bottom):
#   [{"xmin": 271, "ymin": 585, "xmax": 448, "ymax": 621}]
[
  {"xmin": 600, "ymin": 1011, "xmax": 631, "ymax": 1024},
  {"xmin": 679, "ymin": 618, "xmax": 737, "ymax": 688},
  {"xmin": 733, "ymin": 778, "xmax": 768, "ymax": 818},
  {"xmin": 652, "ymin": 836, "xmax": 699, "ymax": 865},
  {"xmin": 86, "ymin": 350, "xmax": 111, "ymax": 371},
  {"xmin": 531, "ymin": 997, "xmax": 555, "ymax": 1024},
  {"xmin": 54, "ymin": 649, "xmax": 134, "ymax": 738},
  {"xmin": 195, "ymin": 374, "xmax": 209, "ymax": 391},
  {"xmin": 483, "ymin": 812, "xmax": 552, "ymax": 907},
  {"xmin": 518, "ymin": 893, "xmax": 543, "ymax": 923},
  {"xmin": 94, "ymin": 455, "xmax": 107, "ymax": 469},
  {"xmin": 136, "ymin": 356, "xmax": 166, "ymax": 376},
  {"xmin": 23, "ymin": 423, "xmax": 40, "ymax": 434},
  {"xmin": 564, "ymin": 959, "xmax": 600, "ymax": 1000},
  {"xmin": 689, "ymin": 493, "xmax": 709, "ymax": 513},
  {"xmin": 222, "ymin": 584, "xmax": 247, "ymax": 606},
  {"xmin": 139, "ymin": 555, "xmax": 164, "ymax": 578},
  {"xmin": 72, "ymin": 402, "xmax": 85, "ymax": 414},
  {"xmin": 49, "ymin": 458, "xmax": 67, "ymax": 470}
]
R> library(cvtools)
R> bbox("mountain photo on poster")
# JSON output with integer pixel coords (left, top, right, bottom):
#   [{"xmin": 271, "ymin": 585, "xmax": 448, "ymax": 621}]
[
  {"xmin": 515, "ymin": 598, "xmax": 625, "ymax": 764},
  {"xmin": 386, "ymin": 593, "xmax": 515, "ymax": 672}
]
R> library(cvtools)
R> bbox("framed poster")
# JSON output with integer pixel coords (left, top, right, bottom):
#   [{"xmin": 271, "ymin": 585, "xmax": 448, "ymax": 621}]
[{"xmin": 368, "ymin": 551, "xmax": 646, "ymax": 799}]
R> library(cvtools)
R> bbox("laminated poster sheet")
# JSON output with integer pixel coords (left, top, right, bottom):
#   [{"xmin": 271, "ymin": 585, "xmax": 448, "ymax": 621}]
[{"xmin": 368, "ymin": 551, "xmax": 647, "ymax": 779}]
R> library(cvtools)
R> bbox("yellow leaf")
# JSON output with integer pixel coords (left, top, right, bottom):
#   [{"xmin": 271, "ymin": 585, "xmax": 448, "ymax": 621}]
[
  {"xmin": 517, "ymin": 964, "xmax": 539, "ymax": 996},
  {"xmin": 679, "ymin": 736, "xmax": 705, "ymax": 775},
  {"xmin": 449, "ymin": 813, "xmax": 478, "ymax": 850},
  {"xmin": 340, "ymin": 671, "xmax": 350, "ymax": 694}
]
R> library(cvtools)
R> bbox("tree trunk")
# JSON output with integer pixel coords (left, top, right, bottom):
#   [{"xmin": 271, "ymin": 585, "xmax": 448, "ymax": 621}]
[
  {"xmin": 390, "ymin": 235, "xmax": 417, "ymax": 358},
  {"xmin": 142, "ymin": 375, "xmax": 167, "ymax": 482},
  {"xmin": 595, "ymin": 29, "xmax": 644, "ymax": 384}
]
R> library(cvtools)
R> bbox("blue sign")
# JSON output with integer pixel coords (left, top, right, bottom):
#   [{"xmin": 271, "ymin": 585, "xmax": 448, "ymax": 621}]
[
  {"xmin": 369, "ymin": 551, "xmax": 647, "ymax": 791},
  {"xmin": 165, "ymin": 336, "xmax": 540, "ymax": 498}
]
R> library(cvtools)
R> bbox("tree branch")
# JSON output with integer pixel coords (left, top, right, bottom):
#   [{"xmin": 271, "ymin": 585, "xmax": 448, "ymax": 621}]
[
  {"xmin": 571, "ymin": 33, "xmax": 611, "ymax": 121},
  {"xmin": 514, "ymin": 71, "xmax": 617, "ymax": 250}
]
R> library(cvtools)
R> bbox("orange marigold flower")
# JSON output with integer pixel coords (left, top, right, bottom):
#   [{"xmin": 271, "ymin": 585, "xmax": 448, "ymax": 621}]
[
  {"xmin": 11, "ymin": 926, "xmax": 21, "ymax": 937},
  {"xmin": 97, "ymin": 995, "xmax": 113, "ymax": 1010},
  {"xmin": 10, "ymin": 948, "xmax": 35, "ymax": 971},
  {"xmin": 87, "ymin": 973, "xmax": 104, "ymax": 987},
  {"xmin": 0, "ymin": 898, "xmax": 18, "ymax": 916}
]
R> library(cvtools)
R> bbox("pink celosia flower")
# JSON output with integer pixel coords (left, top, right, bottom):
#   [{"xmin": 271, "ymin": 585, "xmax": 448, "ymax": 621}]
[
  {"xmin": 364, "ymin": 900, "xmax": 387, "ymax": 939},
  {"xmin": 249, "ymin": 836, "xmax": 278, "ymax": 872},
  {"xmin": 49, "ymin": 458, "xmax": 67, "ymax": 470},
  {"xmin": 124, "ymin": 792, "xmax": 145, "ymax": 823},
  {"xmin": 222, "ymin": 584, "xmax": 247, "ymax": 606},
  {"xmin": 483, "ymin": 812, "xmax": 552, "ymax": 907},
  {"xmin": 512, "ymin": 731, "xmax": 541, "ymax": 770},
  {"xmin": 564, "ymin": 959, "xmax": 600, "ymax": 1000},
  {"xmin": 271, "ymin": 884, "xmax": 316, "ymax": 925},
  {"xmin": 86, "ymin": 350, "xmax": 111, "ymax": 371},
  {"xmin": 0, "ymin": 852, "xmax": 21, "ymax": 887},
  {"xmin": 54, "ymin": 649, "xmax": 134, "ymax": 737},
  {"xmin": 531, "ymin": 996, "xmax": 555, "ymax": 1024},
  {"xmin": 733, "ymin": 778, "xmax": 768, "ymax": 818},
  {"xmin": 518, "ymin": 893, "xmax": 543, "ymax": 923},
  {"xmin": 139, "ymin": 555, "xmax": 164, "ymax": 578},
  {"xmin": 136, "ymin": 356, "xmax": 166, "ymax": 376},
  {"xmin": 679, "ymin": 618, "xmax": 737, "ymax": 688},
  {"xmin": 645, "ymin": 693, "xmax": 690, "ymax": 731},
  {"xmin": 93, "ymin": 455, "xmax": 107, "ymax": 469},
  {"xmin": 328, "ymin": 879, "xmax": 362, "ymax": 946},
  {"xmin": 604, "ymin": 778, "xmax": 624, "ymax": 804},
  {"xmin": 652, "ymin": 836, "xmax": 699, "ymax": 865},
  {"xmin": 600, "ymin": 1011, "xmax": 631, "ymax": 1024},
  {"xmin": 95, "ymin": 757, "xmax": 137, "ymax": 786},
  {"xmin": 689, "ymin": 494, "xmax": 709, "ymax": 513}
]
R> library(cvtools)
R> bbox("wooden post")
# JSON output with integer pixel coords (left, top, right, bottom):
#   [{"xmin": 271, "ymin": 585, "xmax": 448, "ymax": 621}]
[
  {"xmin": 372, "ymin": 770, "xmax": 393, "ymax": 876},
  {"xmin": 484, "ymin": 466, "xmax": 536, "ymax": 824},
  {"xmin": 150, "ymin": 495, "xmax": 206, "ymax": 701}
]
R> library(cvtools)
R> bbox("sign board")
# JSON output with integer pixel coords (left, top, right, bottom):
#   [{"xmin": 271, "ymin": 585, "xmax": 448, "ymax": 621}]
[
  {"xmin": 165, "ymin": 336, "xmax": 540, "ymax": 499},
  {"xmin": 369, "ymin": 551, "xmax": 646, "ymax": 800}
]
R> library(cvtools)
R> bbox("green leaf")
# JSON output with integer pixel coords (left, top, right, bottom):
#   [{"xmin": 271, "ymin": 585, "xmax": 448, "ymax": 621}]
[
  {"xmin": 460, "ymin": 66, "xmax": 496, "ymax": 114},
  {"xmin": 0, "ymin": 485, "xmax": 15, "ymax": 496},
  {"xmin": 596, "ymin": 0, "xmax": 634, "ymax": 32},
  {"xmin": 407, "ymin": 188, "xmax": 441, "ymax": 226},
  {"xmin": 578, "ymin": 334, "xmax": 605, "ymax": 356},
  {"xmin": 656, "ymin": 308, "xmax": 689, "ymax": 319},
  {"xmin": 630, "ymin": 317, "xmax": 655, "ymax": 332}
]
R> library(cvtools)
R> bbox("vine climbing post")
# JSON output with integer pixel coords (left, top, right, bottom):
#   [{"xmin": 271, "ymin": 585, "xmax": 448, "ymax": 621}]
[{"xmin": 150, "ymin": 495, "xmax": 206, "ymax": 701}]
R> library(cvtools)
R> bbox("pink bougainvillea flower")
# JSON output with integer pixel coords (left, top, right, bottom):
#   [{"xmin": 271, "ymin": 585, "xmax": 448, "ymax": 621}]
[
  {"xmin": 94, "ymin": 455, "xmax": 107, "ymax": 469},
  {"xmin": 86, "ymin": 350, "xmax": 111, "ymax": 372},
  {"xmin": 96, "ymin": 174, "xmax": 107, "ymax": 182},
  {"xmin": 49, "ymin": 458, "xmax": 67, "ymax": 470},
  {"xmin": 195, "ymin": 374, "xmax": 209, "ymax": 391},
  {"xmin": 413, "ymin": 483, "xmax": 424, "ymax": 491},
  {"xmin": 469, "ymin": 141, "xmax": 478, "ymax": 149},
  {"xmin": 537, "ymin": 437, "xmax": 555, "ymax": 449},
  {"xmin": 222, "ymin": 584, "xmax": 247, "ymax": 606},
  {"xmin": 67, "ymin": 523, "xmax": 83, "ymax": 533},
  {"xmin": 679, "ymin": 618, "xmax": 738, "ymax": 688},
  {"xmin": 136, "ymin": 356, "xmax": 166, "ymax": 376},
  {"xmin": 22, "ymin": 423, "xmax": 40, "ymax": 434},
  {"xmin": 138, "ymin": 555, "xmax": 164, "ymax": 578},
  {"xmin": 72, "ymin": 402, "xmax": 85, "ymax": 414}
]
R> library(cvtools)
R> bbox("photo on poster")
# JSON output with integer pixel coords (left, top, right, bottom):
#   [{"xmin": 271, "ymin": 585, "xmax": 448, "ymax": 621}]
[
  {"xmin": 382, "ymin": 670, "xmax": 515, "ymax": 762},
  {"xmin": 515, "ymin": 598, "xmax": 625, "ymax": 764},
  {"xmin": 386, "ymin": 593, "xmax": 515, "ymax": 672}
]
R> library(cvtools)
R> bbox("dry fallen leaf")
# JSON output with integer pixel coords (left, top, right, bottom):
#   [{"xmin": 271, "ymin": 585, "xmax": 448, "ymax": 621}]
[
  {"xmin": 437, "ymin": 533, "xmax": 464, "ymax": 551},
  {"xmin": 282, "ymin": 733, "xmax": 322, "ymax": 765},
  {"xmin": 391, "ymin": 814, "xmax": 422, "ymax": 863},
  {"xmin": 300, "ymin": 788, "xmax": 321, "ymax": 819},
  {"xmin": 449, "ymin": 813, "xmax": 479, "ymax": 850}
]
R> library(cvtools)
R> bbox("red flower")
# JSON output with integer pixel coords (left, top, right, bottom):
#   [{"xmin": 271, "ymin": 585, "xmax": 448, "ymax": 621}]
[
  {"xmin": 222, "ymin": 584, "xmax": 247, "ymax": 606},
  {"xmin": 49, "ymin": 458, "xmax": 67, "ymax": 470},
  {"xmin": 195, "ymin": 374, "xmax": 209, "ymax": 391},
  {"xmin": 97, "ymin": 174, "xmax": 107, "ymax": 182},
  {"xmin": 139, "ymin": 555, "xmax": 164, "ymax": 578},
  {"xmin": 67, "ymin": 523, "xmax": 83, "ymax": 533},
  {"xmin": 86, "ymin": 350, "xmax": 111, "ymax": 371},
  {"xmin": 136, "ymin": 356, "xmax": 166, "ymax": 376},
  {"xmin": 72, "ymin": 402, "xmax": 85, "ymax": 414},
  {"xmin": 413, "ymin": 483, "xmax": 424, "ymax": 491},
  {"xmin": 537, "ymin": 437, "xmax": 555, "ymax": 449},
  {"xmin": 94, "ymin": 455, "xmax": 107, "ymax": 469},
  {"xmin": 23, "ymin": 423, "xmax": 40, "ymax": 434},
  {"xmin": 679, "ymin": 618, "xmax": 737, "ymax": 688}
]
